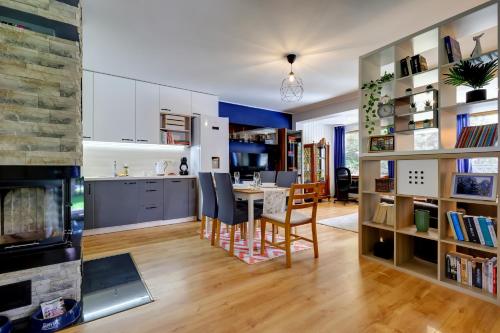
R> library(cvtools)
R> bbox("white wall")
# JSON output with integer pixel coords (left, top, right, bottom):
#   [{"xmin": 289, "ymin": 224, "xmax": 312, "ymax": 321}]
[{"xmin": 82, "ymin": 142, "xmax": 189, "ymax": 178}]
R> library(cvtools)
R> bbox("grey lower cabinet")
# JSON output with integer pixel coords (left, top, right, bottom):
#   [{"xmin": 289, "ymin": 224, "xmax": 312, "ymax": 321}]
[
  {"xmin": 84, "ymin": 178, "xmax": 196, "ymax": 230},
  {"xmin": 93, "ymin": 180, "xmax": 139, "ymax": 228},
  {"xmin": 163, "ymin": 178, "xmax": 197, "ymax": 220}
]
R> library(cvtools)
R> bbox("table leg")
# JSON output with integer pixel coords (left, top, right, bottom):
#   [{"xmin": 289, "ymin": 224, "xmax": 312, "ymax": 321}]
[{"xmin": 248, "ymin": 197, "xmax": 254, "ymax": 257}]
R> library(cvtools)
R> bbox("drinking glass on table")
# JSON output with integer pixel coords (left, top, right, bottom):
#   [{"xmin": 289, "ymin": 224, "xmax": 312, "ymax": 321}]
[
  {"xmin": 234, "ymin": 171, "xmax": 240, "ymax": 184},
  {"xmin": 253, "ymin": 172, "xmax": 261, "ymax": 187}
]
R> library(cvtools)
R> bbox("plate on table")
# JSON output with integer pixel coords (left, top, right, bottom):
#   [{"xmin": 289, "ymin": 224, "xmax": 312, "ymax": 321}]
[{"xmin": 260, "ymin": 183, "xmax": 277, "ymax": 188}]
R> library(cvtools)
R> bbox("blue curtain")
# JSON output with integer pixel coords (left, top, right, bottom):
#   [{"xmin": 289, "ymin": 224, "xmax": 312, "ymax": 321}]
[
  {"xmin": 457, "ymin": 114, "xmax": 470, "ymax": 172},
  {"xmin": 388, "ymin": 160, "xmax": 395, "ymax": 179},
  {"xmin": 333, "ymin": 126, "xmax": 345, "ymax": 172}
]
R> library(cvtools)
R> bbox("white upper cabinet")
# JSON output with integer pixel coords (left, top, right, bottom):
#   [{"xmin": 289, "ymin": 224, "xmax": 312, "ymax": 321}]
[
  {"xmin": 191, "ymin": 92, "xmax": 218, "ymax": 117},
  {"xmin": 82, "ymin": 70, "xmax": 94, "ymax": 140},
  {"xmin": 135, "ymin": 81, "xmax": 160, "ymax": 144},
  {"xmin": 93, "ymin": 73, "xmax": 136, "ymax": 143},
  {"xmin": 159, "ymin": 86, "xmax": 191, "ymax": 116}
]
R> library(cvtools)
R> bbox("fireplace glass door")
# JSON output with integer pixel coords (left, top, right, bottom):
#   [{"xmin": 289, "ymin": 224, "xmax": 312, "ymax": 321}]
[{"xmin": 0, "ymin": 180, "xmax": 65, "ymax": 249}]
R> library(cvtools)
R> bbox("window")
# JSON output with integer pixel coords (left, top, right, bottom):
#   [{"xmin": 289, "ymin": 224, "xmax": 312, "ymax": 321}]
[{"xmin": 345, "ymin": 131, "xmax": 359, "ymax": 175}]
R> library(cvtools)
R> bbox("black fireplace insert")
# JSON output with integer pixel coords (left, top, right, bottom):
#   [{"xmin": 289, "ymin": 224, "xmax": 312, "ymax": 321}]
[{"xmin": 0, "ymin": 166, "xmax": 83, "ymax": 254}]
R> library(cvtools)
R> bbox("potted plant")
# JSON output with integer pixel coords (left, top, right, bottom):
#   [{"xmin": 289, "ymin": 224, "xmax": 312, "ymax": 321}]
[
  {"xmin": 361, "ymin": 72, "xmax": 394, "ymax": 135},
  {"xmin": 423, "ymin": 119, "xmax": 432, "ymax": 128},
  {"xmin": 409, "ymin": 102, "xmax": 417, "ymax": 113},
  {"xmin": 405, "ymin": 88, "xmax": 412, "ymax": 96},
  {"xmin": 444, "ymin": 59, "xmax": 497, "ymax": 103},
  {"xmin": 424, "ymin": 100, "xmax": 432, "ymax": 111},
  {"xmin": 408, "ymin": 120, "xmax": 416, "ymax": 130},
  {"xmin": 426, "ymin": 84, "xmax": 434, "ymax": 90}
]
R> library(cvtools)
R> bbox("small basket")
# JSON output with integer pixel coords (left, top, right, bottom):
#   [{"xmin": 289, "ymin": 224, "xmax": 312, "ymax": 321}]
[{"xmin": 375, "ymin": 178, "xmax": 394, "ymax": 193}]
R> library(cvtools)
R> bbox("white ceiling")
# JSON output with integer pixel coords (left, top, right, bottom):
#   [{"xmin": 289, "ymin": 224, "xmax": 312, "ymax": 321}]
[{"xmin": 82, "ymin": 0, "xmax": 488, "ymax": 112}]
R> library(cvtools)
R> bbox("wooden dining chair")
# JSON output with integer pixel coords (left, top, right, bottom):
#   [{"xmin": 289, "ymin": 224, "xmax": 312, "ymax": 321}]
[{"xmin": 260, "ymin": 183, "xmax": 319, "ymax": 268}]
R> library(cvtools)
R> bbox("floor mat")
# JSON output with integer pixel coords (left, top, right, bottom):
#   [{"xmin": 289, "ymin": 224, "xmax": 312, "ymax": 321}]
[
  {"xmin": 82, "ymin": 253, "xmax": 152, "ymax": 322},
  {"xmin": 318, "ymin": 213, "xmax": 358, "ymax": 232},
  {"xmin": 205, "ymin": 228, "xmax": 311, "ymax": 265}
]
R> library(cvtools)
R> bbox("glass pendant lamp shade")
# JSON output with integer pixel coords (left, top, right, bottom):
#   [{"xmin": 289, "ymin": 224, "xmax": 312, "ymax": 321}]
[{"xmin": 280, "ymin": 54, "xmax": 304, "ymax": 102}]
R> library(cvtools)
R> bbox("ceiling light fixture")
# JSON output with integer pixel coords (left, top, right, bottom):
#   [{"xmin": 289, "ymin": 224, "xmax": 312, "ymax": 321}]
[{"xmin": 280, "ymin": 53, "xmax": 304, "ymax": 103}]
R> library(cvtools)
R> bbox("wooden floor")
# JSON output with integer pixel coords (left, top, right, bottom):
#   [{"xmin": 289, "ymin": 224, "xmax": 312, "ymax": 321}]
[{"xmin": 69, "ymin": 202, "xmax": 500, "ymax": 333}]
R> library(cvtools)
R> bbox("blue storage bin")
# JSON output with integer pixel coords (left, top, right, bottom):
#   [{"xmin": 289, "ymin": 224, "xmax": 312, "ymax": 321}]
[
  {"xmin": 30, "ymin": 299, "xmax": 81, "ymax": 333},
  {"xmin": 0, "ymin": 316, "xmax": 12, "ymax": 333}
]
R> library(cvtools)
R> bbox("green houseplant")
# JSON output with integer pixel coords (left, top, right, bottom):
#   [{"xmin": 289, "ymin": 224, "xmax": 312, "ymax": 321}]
[
  {"xmin": 443, "ymin": 59, "xmax": 497, "ymax": 103},
  {"xmin": 362, "ymin": 72, "xmax": 394, "ymax": 135}
]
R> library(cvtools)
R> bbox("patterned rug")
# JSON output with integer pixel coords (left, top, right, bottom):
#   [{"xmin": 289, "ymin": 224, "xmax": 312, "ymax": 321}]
[{"xmin": 205, "ymin": 228, "xmax": 311, "ymax": 265}]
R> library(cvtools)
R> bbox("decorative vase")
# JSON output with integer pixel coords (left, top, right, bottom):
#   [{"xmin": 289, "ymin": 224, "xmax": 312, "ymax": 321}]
[
  {"xmin": 466, "ymin": 89, "xmax": 487, "ymax": 103},
  {"xmin": 415, "ymin": 209, "xmax": 430, "ymax": 232}
]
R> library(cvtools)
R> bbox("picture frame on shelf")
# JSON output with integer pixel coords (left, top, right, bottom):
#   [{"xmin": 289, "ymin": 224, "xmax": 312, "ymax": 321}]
[
  {"xmin": 369, "ymin": 135, "xmax": 394, "ymax": 152},
  {"xmin": 451, "ymin": 173, "xmax": 497, "ymax": 201}
]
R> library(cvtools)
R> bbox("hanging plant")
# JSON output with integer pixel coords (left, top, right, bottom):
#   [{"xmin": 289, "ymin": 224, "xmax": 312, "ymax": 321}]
[{"xmin": 362, "ymin": 72, "xmax": 394, "ymax": 135}]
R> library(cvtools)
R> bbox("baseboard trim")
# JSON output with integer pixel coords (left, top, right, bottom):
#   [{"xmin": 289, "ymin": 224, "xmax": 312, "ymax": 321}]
[{"xmin": 83, "ymin": 217, "xmax": 198, "ymax": 236}]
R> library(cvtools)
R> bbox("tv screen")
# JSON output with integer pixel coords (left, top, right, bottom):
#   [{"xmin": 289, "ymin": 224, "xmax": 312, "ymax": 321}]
[{"xmin": 230, "ymin": 152, "xmax": 269, "ymax": 179}]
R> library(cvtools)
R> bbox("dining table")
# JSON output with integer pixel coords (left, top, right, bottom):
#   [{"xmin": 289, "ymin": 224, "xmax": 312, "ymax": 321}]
[{"xmin": 233, "ymin": 185, "xmax": 289, "ymax": 257}]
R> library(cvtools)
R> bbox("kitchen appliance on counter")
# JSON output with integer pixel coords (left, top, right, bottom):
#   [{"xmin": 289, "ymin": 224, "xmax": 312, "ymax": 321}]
[
  {"xmin": 155, "ymin": 160, "xmax": 168, "ymax": 176},
  {"xmin": 179, "ymin": 157, "xmax": 189, "ymax": 175}
]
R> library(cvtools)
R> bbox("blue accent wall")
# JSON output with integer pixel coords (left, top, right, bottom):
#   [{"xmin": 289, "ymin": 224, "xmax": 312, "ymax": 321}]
[{"xmin": 219, "ymin": 102, "xmax": 292, "ymax": 129}]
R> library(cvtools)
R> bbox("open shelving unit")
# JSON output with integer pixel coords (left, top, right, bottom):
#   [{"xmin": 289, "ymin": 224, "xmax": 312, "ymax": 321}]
[
  {"xmin": 159, "ymin": 112, "xmax": 192, "ymax": 146},
  {"xmin": 359, "ymin": 1, "xmax": 500, "ymax": 305}
]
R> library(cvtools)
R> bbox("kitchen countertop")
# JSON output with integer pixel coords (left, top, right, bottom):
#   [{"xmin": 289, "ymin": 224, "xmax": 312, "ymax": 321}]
[{"xmin": 84, "ymin": 175, "xmax": 197, "ymax": 181}]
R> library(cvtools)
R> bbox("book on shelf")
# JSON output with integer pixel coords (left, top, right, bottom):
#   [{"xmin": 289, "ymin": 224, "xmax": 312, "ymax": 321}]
[
  {"xmin": 455, "ymin": 124, "xmax": 497, "ymax": 148},
  {"xmin": 443, "ymin": 36, "xmax": 462, "ymax": 63},
  {"xmin": 410, "ymin": 54, "xmax": 428, "ymax": 74},
  {"xmin": 400, "ymin": 57, "xmax": 411, "ymax": 77},
  {"xmin": 372, "ymin": 202, "xmax": 395, "ymax": 225},
  {"xmin": 446, "ymin": 211, "xmax": 497, "ymax": 248},
  {"xmin": 445, "ymin": 252, "xmax": 497, "ymax": 295}
]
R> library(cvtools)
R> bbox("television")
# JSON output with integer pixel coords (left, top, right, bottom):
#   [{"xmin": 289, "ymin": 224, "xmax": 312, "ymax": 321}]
[{"xmin": 230, "ymin": 152, "xmax": 269, "ymax": 180}]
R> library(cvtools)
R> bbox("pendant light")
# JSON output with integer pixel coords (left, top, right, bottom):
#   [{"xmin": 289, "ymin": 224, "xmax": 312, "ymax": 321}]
[{"xmin": 280, "ymin": 53, "xmax": 304, "ymax": 103}]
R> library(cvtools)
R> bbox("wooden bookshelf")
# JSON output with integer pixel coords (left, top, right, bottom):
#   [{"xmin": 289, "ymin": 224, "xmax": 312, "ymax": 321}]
[
  {"xmin": 159, "ymin": 112, "xmax": 191, "ymax": 146},
  {"xmin": 359, "ymin": 1, "xmax": 500, "ymax": 305}
]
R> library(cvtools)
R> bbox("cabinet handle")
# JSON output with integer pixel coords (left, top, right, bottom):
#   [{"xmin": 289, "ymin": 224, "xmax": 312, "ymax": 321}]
[
  {"xmin": 146, "ymin": 189, "xmax": 157, "ymax": 192},
  {"xmin": 145, "ymin": 206, "xmax": 157, "ymax": 210},
  {"xmin": 125, "ymin": 182, "xmax": 137, "ymax": 185},
  {"xmin": 170, "ymin": 180, "xmax": 181, "ymax": 183},
  {"xmin": 161, "ymin": 108, "xmax": 171, "ymax": 112},
  {"xmin": 87, "ymin": 184, "xmax": 91, "ymax": 195},
  {"xmin": 146, "ymin": 181, "xmax": 157, "ymax": 184},
  {"xmin": 83, "ymin": 136, "xmax": 91, "ymax": 139},
  {"xmin": 137, "ymin": 139, "xmax": 149, "ymax": 142},
  {"xmin": 211, "ymin": 126, "xmax": 219, "ymax": 130},
  {"xmin": 121, "ymin": 138, "xmax": 134, "ymax": 142}
]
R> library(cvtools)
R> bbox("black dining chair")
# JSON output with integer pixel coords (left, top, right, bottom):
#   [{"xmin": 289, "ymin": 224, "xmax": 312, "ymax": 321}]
[
  {"xmin": 334, "ymin": 167, "xmax": 355, "ymax": 204},
  {"xmin": 214, "ymin": 173, "xmax": 263, "ymax": 256},
  {"xmin": 260, "ymin": 171, "xmax": 277, "ymax": 183},
  {"xmin": 198, "ymin": 172, "xmax": 219, "ymax": 246},
  {"xmin": 276, "ymin": 171, "xmax": 298, "ymax": 188}
]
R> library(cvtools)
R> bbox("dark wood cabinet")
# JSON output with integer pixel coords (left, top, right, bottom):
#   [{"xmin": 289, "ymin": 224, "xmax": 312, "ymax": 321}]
[{"xmin": 303, "ymin": 143, "xmax": 330, "ymax": 199}]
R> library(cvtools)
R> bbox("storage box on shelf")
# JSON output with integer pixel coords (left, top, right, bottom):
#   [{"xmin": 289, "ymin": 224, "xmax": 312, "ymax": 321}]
[{"xmin": 359, "ymin": 0, "xmax": 499, "ymax": 305}]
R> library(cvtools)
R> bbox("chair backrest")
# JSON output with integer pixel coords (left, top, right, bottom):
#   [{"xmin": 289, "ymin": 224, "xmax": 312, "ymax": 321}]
[
  {"xmin": 198, "ymin": 172, "xmax": 217, "ymax": 219},
  {"xmin": 214, "ymin": 173, "xmax": 236, "ymax": 224},
  {"xmin": 276, "ymin": 171, "xmax": 298, "ymax": 188},
  {"xmin": 260, "ymin": 171, "xmax": 276, "ymax": 183},
  {"xmin": 335, "ymin": 167, "xmax": 351, "ymax": 200},
  {"xmin": 284, "ymin": 183, "xmax": 320, "ymax": 225}
]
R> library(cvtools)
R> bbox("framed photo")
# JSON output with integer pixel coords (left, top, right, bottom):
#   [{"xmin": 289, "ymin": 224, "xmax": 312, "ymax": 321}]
[
  {"xmin": 451, "ymin": 173, "xmax": 497, "ymax": 201},
  {"xmin": 369, "ymin": 135, "xmax": 394, "ymax": 152}
]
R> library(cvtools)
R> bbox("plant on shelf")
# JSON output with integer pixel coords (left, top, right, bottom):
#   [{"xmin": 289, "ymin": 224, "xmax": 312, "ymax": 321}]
[
  {"xmin": 426, "ymin": 84, "xmax": 433, "ymax": 90},
  {"xmin": 409, "ymin": 102, "xmax": 417, "ymax": 113},
  {"xmin": 362, "ymin": 72, "xmax": 394, "ymax": 135},
  {"xmin": 408, "ymin": 120, "xmax": 416, "ymax": 130},
  {"xmin": 423, "ymin": 119, "xmax": 432, "ymax": 128},
  {"xmin": 405, "ymin": 88, "xmax": 412, "ymax": 96},
  {"xmin": 424, "ymin": 100, "xmax": 432, "ymax": 111},
  {"xmin": 443, "ymin": 59, "xmax": 498, "ymax": 103}
]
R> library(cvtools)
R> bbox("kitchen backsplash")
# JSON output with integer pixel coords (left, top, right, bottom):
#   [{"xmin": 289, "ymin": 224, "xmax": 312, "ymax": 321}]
[{"xmin": 83, "ymin": 142, "xmax": 189, "ymax": 178}]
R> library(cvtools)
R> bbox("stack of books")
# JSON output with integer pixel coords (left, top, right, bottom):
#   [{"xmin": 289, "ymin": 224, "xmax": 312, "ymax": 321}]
[
  {"xmin": 445, "ymin": 252, "xmax": 497, "ymax": 295},
  {"xmin": 160, "ymin": 131, "xmax": 175, "ymax": 144},
  {"xmin": 443, "ymin": 36, "xmax": 462, "ymax": 63},
  {"xmin": 372, "ymin": 202, "xmax": 395, "ymax": 226},
  {"xmin": 446, "ymin": 211, "xmax": 497, "ymax": 247},
  {"xmin": 400, "ymin": 54, "xmax": 428, "ymax": 77},
  {"xmin": 455, "ymin": 124, "xmax": 497, "ymax": 148}
]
